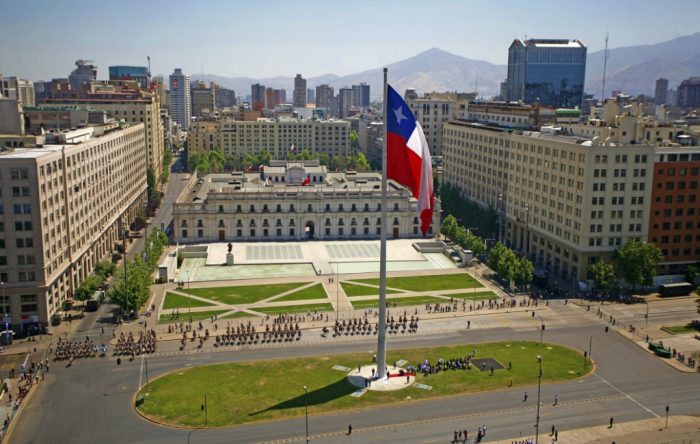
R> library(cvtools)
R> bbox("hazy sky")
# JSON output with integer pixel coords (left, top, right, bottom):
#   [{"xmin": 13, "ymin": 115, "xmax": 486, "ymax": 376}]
[{"xmin": 2, "ymin": 0, "xmax": 699, "ymax": 81}]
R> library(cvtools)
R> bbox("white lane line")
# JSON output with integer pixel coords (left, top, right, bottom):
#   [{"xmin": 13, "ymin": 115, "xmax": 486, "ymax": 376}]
[
  {"xmin": 139, "ymin": 355, "xmax": 144, "ymax": 389},
  {"xmin": 595, "ymin": 374, "xmax": 659, "ymax": 418}
]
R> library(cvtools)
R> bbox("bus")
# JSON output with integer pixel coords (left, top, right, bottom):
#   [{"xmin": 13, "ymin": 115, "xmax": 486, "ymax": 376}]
[
  {"xmin": 659, "ymin": 282, "xmax": 695, "ymax": 297},
  {"xmin": 86, "ymin": 291, "xmax": 104, "ymax": 311}
]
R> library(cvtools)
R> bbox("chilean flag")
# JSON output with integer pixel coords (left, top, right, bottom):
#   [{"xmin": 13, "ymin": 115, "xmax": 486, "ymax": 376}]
[
  {"xmin": 386, "ymin": 85, "xmax": 434, "ymax": 236},
  {"xmin": 301, "ymin": 174, "xmax": 311, "ymax": 186}
]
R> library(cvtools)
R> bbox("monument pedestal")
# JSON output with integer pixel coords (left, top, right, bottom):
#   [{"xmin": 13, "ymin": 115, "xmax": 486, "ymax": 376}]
[{"xmin": 226, "ymin": 253, "xmax": 234, "ymax": 266}]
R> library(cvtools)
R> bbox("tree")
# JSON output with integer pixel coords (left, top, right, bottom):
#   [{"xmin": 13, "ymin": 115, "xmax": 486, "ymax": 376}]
[
  {"xmin": 684, "ymin": 263, "xmax": 700, "ymax": 285},
  {"xmin": 208, "ymin": 148, "xmax": 226, "ymax": 173},
  {"xmin": 440, "ymin": 215, "xmax": 458, "ymax": 239},
  {"xmin": 354, "ymin": 152, "xmax": 370, "ymax": 172},
  {"xmin": 488, "ymin": 242, "xmax": 507, "ymax": 275},
  {"xmin": 146, "ymin": 166, "xmax": 156, "ymax": 198},
  {"xmin": 614, "ymin": 240, "xmax": 664, "ymax": 289},
  {"xmin": 589, "ymin": 261, "xmax": 617, "ymax": 298},
  {"xmin": 514, "ymin": 257, "xmax": 534, "ymax": 288},
  {"xmin": 349, "ymin": 130, "xmax": 359, "ymax": 150}
]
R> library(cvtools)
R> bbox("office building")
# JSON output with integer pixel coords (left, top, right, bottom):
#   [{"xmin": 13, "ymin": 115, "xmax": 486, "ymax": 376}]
[
  {"xmin": 191, "ymin": 81, "xmax": 216, "ymax": 117},
  {"xmin": 109, "ymin": 66, "xmax": 150, "ymax": 89},
  {"xmin": 293, "ymin": 74, "xmax": 307, "ymax": 107},
  {"xmin": 0, "ymin": 121, "xmax": 147, "ymax": 333},
  {"xmin": 315, "ymin": 84, "xmax": 335, "ymax": 116},
  {"xmin": 265, "ymin": 88, "xmax": 283, "ymax": 109},
  {"xmin": 338, "ymin": 87, "xmax": 354, "ymax": 118},
  {"xmin": 307, "ymin": 88, "xmax": 315, "ymax": 104},
  {"xmin": 655, "ymin": 78, "xmax": 669, "ymax": 105},
  {"xmin": 251, "ymin": 83, "xmax": 266, "ymax": 111},
  {"xmin": 173, "ymin": 161, "xmax": 440, "ymax": 243},
  {"xmin": 187, "ymin": 118, "xmax": 350, "ymax": 159},
  {"xmin": 169, "ymin": 68, "xmax": 191, "ymax": 130},
  {"xmin": 352, "ymin": 83, "xmax": 370, "ymax": 109},
  {"xmin": 214, "ymin": 86, "xmax": 236, "ymax": 109},
  {"xmin": 677, "ymin": 77, "xmax": 700, "ymax": 108},
  {"xmin": 39, "ymin": 83, "xmax": 164, "ymax": 181},
  {"xmin": 506, "ymin": 39, "xmax": 587, "ymax": 109},
  {"xmin": 404, "ymin": 90, "xmax": 476, "ymax": 156},
  {"xmin": 69, "ymin": 59, "xmax": 98, "ymax": 92},
  {"xmin": 0, "ymin": 76, "xmax": 35, "ymax": 107}
]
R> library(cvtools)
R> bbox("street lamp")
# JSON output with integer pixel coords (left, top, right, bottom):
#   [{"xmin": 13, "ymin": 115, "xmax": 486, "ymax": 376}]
[
  {"xmin": 531, "ymin": 311, "xmax": 545, "ymax": 346},
  {"xmin": 335, "ymin": 263, "xmax": 339, "ymax": 322},
  {"xmin": 587, "ymin": 326, "xmax": 609, "ymax": 368},
  {"xmin": 645, "ymin": 301, "xmax": 649, "ymax": 329},
  {"xmin": 303, "ymin": 385, "xmax": 309, "ymax": 443},
  {"xmin": 535, "ymin": 355, "xmax": 543, "ymax": 444}
]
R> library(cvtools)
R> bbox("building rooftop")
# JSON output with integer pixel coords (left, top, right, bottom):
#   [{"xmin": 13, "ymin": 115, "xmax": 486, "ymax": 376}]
[{"xmin": 524, "ymin": 39, "xmax": 586, "ymax": 48}]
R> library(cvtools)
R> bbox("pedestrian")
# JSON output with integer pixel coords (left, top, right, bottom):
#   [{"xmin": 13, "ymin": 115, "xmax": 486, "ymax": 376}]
[
  {"xmin": 554, "ymin": 394, "xmax": 558, "ymax": 405},
  {"xmin": 482, "ymin": 424, "xmax": 486, "ymax": 436},
  {"xmin": 551, "ymin": 425, "xmax": 555, "ymax": 435},
  {"xmin": 508, "ymin": 360, "xmax": 512, "ymax": 370},
  {"xmin": 463, "ymin": 429, "xmax": 468, "ymax": 442},
  {"xmin": 406, "ymin": 374, "xmax": 409, "ymax": 384},
  {"xmin": 555, "ymin": 430, "xmax": 558, "ymax": 441},
  {"xmin": 348, "ymin": 424, "xmax": 352, "ymax": 435},
  {"xmin": 524, "ymin": 391, "xmax": 528, "ymax": 402},
  {"xmin": 609, "ymin": 417, "xmax": 614, "ymax": 428},
  {"xmin": 467, "ymin": 320, "xmax": 471, "ymax": 329},
  {"xmin": 454, "ymin": 431, "xmax": 458, "ymax": 442}
]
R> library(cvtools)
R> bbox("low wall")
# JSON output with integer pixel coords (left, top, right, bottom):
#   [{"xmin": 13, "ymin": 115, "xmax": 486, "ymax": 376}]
[
  {"xmin": 413, "ymin": 241, "xmax": 445, "ymax": 253},
  {"xmin": 177, "ymin": 245, "xmax": 209, "ymax": 258}
]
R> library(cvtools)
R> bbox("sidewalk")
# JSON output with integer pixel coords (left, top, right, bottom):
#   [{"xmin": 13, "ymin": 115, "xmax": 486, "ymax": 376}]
[{"xmin": 488, "ymin": 415, "xmax": 700, "ymax": 444}]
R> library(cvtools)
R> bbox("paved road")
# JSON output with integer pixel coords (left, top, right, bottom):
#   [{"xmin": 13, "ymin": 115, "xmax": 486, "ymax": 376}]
[{"xmin": 11, "ymin": 303, "xmax": 700, "ymax": 443}]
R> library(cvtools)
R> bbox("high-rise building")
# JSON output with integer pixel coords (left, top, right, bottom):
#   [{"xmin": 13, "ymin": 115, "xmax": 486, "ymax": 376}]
[
  {"xmin": 307, "ymin": 88, "xmax": 315, "ymax": 104},
  {"xmin": 506, "ymin": 39, "xmax": 587, "ymax": 109},
  {"xmin": 315, "ymin": 84, "xmax": 335, "ymax": 115},
  {"xmin": 169, "ymin": 68, "xmax": 191, "ymax": 130},
  {"xmin": 654, "ymin": 78, "xmax": 669, "ymax": 105},
  {"xmin": 109, "ymin": 66, "xmax": 150, "ymax": 89},
  {"xmin": 190, "ymin": 81, "xmax": 216, "ymax": 116},
  {"xmin": 265, "ymin": 88, "xmax": 283, "ymax": 109},
  {"xmin": 0, "ymin": 76, "xmax": 35, "ymax": 107},
  {"xmin": 293, "ymin": 74, "xmax": 307, "ymax": 107},
  {"xmin": 214, "ymin": 85, "xmax": 236, "ymax": 108},
  {"xmin": 677, "ymin": 77, "xmax": 700, "ymax": 108},
  {"xmin": 338, "ymin": 87, "xmax": 354, "ymax": 118},
  {"xmin": 352, "ymin": 83, "xmax": 370, "ymax": 108},
  {"xmin": 69, "ymin": 59, "xmax": 98, "ymax": 91},
  {"xmin": 251, "ymin": 83, "xmax": 266, "ymax": 111},
  {"xmin": 0, "ymin": 119, "xmax": 147, "ymax": 333}
]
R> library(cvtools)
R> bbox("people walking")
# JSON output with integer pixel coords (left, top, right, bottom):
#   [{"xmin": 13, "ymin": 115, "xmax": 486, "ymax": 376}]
[
  {"xmin": 554, "ymin": 394, "xmax": 558, "ymax": 405},
  {"xmin": 348, "ymin": 424, "xmax": 352, "ymax": 435},
  {"xmin": 523, "ymin": 391, "xmax": 528, "ymax": 401}
]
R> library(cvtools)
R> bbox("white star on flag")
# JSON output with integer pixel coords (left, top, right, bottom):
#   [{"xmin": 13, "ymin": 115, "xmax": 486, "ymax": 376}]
[{"xmin": 393, "ymin": 107, "xmax": 407, "ymax": 125}]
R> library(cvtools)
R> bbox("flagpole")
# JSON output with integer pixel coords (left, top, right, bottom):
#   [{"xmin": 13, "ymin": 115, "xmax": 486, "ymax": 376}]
[{"xmin": 377, "ymin": 67, "xmax": 388, "ymax": 380}]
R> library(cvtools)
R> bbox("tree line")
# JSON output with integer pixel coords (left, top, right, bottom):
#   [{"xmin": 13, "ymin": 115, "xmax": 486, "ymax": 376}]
[
  {"xmin": 589, "ymin": 240, "xmax": 664, "ymax": 297},
  {"xmin": 187, "ymin": 148, "xmax": 370, "ymax": 174}
]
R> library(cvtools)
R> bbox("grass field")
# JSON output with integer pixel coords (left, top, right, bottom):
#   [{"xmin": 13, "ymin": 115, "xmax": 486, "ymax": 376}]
[
  {"xmin": 350, "ymin": 295, "xmax": 447, "ymax": 309},
  {"xmin": 340, "ymin": 282, "xmax": 402, "ymax": 297},
  {"xmin": 254, "ymin": 303, "xmax": 334, "ymax": 315},
  {"xmin": 158, "ymin": 309, "xmax": 230, "ymax": 324},
  {"xmin": 181, "ymin": 282, "xmax": 307, "ymax": 305},
  {"xmin": 664, "ymin": 323, "xmax": 700, "ymax": 334},
  {"xmin": 350, "ymin": 273, "xmax": 483, "ymax": 292},
  {"xmin": 137, "ymin": 341, "xmax": 585, "ymax": 427},
  {"xmin": 443, "ymin": 291, "xmax": 498, "ymax": 300},
  {"xmin": 162, "ymin": 292, "xmax": 217, "ymax": 310},
  {"xmin": 274, "ymin": 284, "xmax": 328, "ymax": 302}
]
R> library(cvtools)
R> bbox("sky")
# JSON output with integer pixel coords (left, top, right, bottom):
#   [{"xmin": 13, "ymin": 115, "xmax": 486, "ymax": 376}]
[{"xmin": 2, "ymin": 0, "xmax": 700, "ymax": 81}]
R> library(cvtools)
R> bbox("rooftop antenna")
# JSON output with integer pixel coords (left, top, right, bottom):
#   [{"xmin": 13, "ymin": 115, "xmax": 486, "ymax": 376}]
[{"xmin": 601, "ymin": 29, "xmax": 609, "ymax": 103}]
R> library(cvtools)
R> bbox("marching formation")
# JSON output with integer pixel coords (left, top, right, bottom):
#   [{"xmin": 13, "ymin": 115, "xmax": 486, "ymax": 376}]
[{"xmin": 114, "ymin": 330, "xmax": 157, "ymax": 357}]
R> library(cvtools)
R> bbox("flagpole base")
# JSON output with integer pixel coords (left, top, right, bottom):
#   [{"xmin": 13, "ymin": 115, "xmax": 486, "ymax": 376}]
[{"xmin": 347, "ymin": 365, "xmax": 415, "ymax": 392}]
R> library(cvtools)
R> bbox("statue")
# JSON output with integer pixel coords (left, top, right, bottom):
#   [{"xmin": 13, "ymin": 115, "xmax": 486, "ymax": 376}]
[{"xmin": 227, "ymin": 242, "xmax": 233, "ymax": 253}]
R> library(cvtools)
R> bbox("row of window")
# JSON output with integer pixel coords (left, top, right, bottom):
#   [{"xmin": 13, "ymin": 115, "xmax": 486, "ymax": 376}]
[{"xmin": 182, "ymin": 226, "xmax": 427, "ymax": 239}]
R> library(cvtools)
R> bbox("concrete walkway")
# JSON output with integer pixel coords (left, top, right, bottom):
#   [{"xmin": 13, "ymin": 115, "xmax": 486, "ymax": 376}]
[{"xmin": 489, "ymin": 415, "xmax": 700, "ymax": 444}]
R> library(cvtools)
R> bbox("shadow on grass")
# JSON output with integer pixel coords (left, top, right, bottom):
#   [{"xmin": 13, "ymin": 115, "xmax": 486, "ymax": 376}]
[{"xmin": 249, "ymin": 377, "xmax": 356, "ymax": 417}]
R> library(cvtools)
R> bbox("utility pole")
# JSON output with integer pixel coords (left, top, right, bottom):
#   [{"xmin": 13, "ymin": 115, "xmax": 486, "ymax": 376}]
[
  {"xmin": 304, "ymin": 385, "xmax": 309, "ymax": 443},
  {"xmin": 535, "ymin": 355, "xmax": 542, "ymax": 444}
]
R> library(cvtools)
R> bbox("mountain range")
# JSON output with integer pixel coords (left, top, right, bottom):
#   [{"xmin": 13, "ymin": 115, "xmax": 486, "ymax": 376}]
[{"xmin": 191, "ymin": 32, "xmax": 700, "ymax": 101}]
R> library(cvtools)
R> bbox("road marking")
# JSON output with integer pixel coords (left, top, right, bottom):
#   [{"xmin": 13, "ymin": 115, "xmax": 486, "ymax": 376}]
[
  {"xmin": 595, "ymin": 374, "xmax": 659, "ymax": 418},
  {"xmin": 138, "ymin": 355, "xmax": 144, "ymax": 389}
]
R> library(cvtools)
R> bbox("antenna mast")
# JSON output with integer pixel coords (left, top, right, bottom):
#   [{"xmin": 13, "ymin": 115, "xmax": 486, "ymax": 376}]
[{"xmin": 601, "ymin": 30, "xmax": 609, "ymax": 103}]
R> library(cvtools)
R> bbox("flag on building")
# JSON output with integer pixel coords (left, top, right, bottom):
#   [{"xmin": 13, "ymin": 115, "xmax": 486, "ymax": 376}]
[
  {"xmin": 386, "ymin": 85, "xmax": 434, "ymax": 236},
  {"xmin": 301, "ymin": 174, "xmax": 311, "ymax": 186}
]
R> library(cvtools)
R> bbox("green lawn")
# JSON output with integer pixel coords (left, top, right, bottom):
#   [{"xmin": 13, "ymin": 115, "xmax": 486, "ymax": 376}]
[
  {"xmin": 222, "ymin": 311, "xmax": 254, "ymax": 319},
  {"xmin": 137, "ymin": 341, "xmax": 585, "ymax": 427},
  {"xmin": 443, "ymin": 291, "xmax": 498, "ymax": 300},
  {"xmin": 180, "ymin": 282, "xmax": 307, "ymax": 305},
  {"xmin": 351, "ymin": 295, "xmax": 447, "ymax": 309},
  {"xmin": 350, "ymin": 273, "xmax": 483, "ymax": 292},
  {"xmin": 664, "ymin": 323, "xmax": 700, "ymax": 334},
  {"xmin": 158, "ymin": 309, "xmax": 231, "ymax": 324},
  {"xmin": 254, "ymin": 303, "xmax": 334, "ymax": 315},
  {"xmin": 162, "ymin": 292, "xmax": 217, "ymax": 310},
  {"xmin": 340, "ymin": 282, "xmax": 402, "ymax": 297},
  {"xmin": 274, "ymin": 284, "xmax": 328, "ymax": 302}
]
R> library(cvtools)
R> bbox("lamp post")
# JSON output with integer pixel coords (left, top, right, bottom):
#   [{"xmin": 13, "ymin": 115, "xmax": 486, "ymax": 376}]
[
  {"xmin": 531, "ymin": 311, "xmax": 545, "ymax": 346},
  {"xmin": 303, "ymin": 385, "xmax": 309, "ymax": 443},
  {"xmin": 587, "ymin": 326, "xmax": 609, "ymax": 368},
  {"xmin": 336, "ymin": 263, "xmax": 339, "ymax": 322},
  {"xmin": 645, "ymin": 301, "xmax": 649, "ymax": 329},
  {"xmin": 535, "ymin": 355, "xmax": 542, "ymax": 444}
]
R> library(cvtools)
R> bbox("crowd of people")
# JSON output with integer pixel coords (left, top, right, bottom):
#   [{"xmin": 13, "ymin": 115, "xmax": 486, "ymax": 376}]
[
  {"xmin": 214, "ymin": 321, "xmax": 301, "ymax": 347},
  {"xmin": 451, "ymin": 424, "xmax": 487, "ymax": 443},
  {"xmin": 113, "ymin": 330, "xmax": 157, "ymax": 356},
  {"xmin": 322, "ymin": 315, "xmax": 419, "ymax": 338},
  {"xmin": 427, "ymin": 297, "xmax": 534, "ymax": 315},
  {"xmin": 409, "ymin": 353, "xmax": 476, "ymax": 376},
  {"xmin": 53, "ymin": 337, "xmax": 108, "ymax": 362}
]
